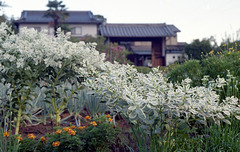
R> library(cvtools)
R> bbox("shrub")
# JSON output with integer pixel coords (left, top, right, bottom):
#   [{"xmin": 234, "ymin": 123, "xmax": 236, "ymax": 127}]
[
  {"xmin": 167, "ymin": 59, "xmax": 202, "ymax": 86},
  {"xmin": 167, "ymin": 41, "xmax": 240, "ymax": 87},
  {"xmin": 134, "ymin": 66, "xmax": 152, "ymax": 74},
  {"xmin": 18, "ymin": 115, "xmax": 120, "ymax": 152}
]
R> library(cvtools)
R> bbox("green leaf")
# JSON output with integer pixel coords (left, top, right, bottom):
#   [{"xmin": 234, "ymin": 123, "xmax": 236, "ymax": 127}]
[
  {"xmin": 222, "ymin": 119, "xmax": 231, "ymax": 125},
  {"xmin": 129, "ymin": 109, "xmax": 137, "ymax": 119},
  {"xmin": 235, "ymin": 115, "xmax": 240, "ymax": 120},
  {"xmin": 136, "ymin": 108, "xmax": 146, "ymax": 120}
]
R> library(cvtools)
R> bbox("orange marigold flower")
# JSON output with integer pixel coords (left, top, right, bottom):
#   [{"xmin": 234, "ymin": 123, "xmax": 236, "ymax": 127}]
[
  {"xmin": 52, "ymin": 141, "xmax": 60, "ymax": 147},
  {"xmin": 16, "ymin": 135, "xmax": 22, "ymax": 141},
  {"xmin": 84, "ymin": 116, "xmax": 91, "ymax": 120},
  {"xmin": 55, "ymin": 129, "xmax": 62, "ymax": 134},
  {"xmin": 40, "ymin": 136, "xmax": 47, "ymax": 143},
  {"xmin": 90, "ymin": 121, "xmax": 97, "ymax": 126},
  {"xmin": 70, "ymin": 125, "xmax": 76, "ymax": 129},
  {"xmin": 77, "ymin": 126, "xmax": 85, "ymax": 130},
  {"xmin": 67, "ymin": 129, "xmax": 76, "ymax": 136},
  {"xmin": 3, "ymin": 131, "xmax": 9, "ymax": 137},
  {"xmin": 27, "ymin": 133, "xmax": 36, "ymax": 139},
  {"xmin": 63, "ymin": 127, "xmax": 70, "ymax": 132},
  {"xmin": 108, "ymin": 118, "xmax": 113, "ymax": 123},
  {"xmin": 106, "ymin": 114, "xmax": 111, "ymax": 118},
  {"xmin": 83, "ymin": 126, "xmax": 87, "ymax": 129}
]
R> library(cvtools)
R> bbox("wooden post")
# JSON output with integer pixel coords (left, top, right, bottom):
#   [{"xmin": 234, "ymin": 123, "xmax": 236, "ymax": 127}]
[{"xmin": 151, "ymin": 38, "xmax": 165, "ymax": 67}]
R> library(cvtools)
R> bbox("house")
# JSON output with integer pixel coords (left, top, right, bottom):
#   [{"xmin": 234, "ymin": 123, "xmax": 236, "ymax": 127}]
[
  {"xmin": 14, "ymin": 10, "xmax": 186, "ymax": 67},
  {"xmin": 14, "ymin": 10, "xmax": 101, "ymax": 37},
  {"xmin": 99, "ymin": 23, "xmax": 186, "ymax": 67}
]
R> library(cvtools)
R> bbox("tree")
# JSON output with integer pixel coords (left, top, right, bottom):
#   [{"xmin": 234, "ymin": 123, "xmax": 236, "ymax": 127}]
[
  {"xmin": 44, "ymin": 0, "xmax": 69, "ymax": 36},
  {"xmin": 184, "ymin": 38, "xmax": 214, "ymax": 60},
  {"xmin": 94, "ymin": 15, "xmax": 107, "ymax": 23}
]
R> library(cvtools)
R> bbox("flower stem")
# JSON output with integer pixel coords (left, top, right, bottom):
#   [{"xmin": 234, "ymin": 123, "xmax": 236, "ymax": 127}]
[{"xmin": 15, "ymin": 106, "xmax": 22, "ymax": 135}]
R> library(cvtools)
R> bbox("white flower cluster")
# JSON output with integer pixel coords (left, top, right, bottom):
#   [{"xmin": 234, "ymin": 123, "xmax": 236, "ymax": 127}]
[
  {"xmin": 0, "ymin": 23, "xmax": 105, "ymax": 77},
  {"xmin": 86, "ymin": 62, "xmax": 240, "ymax": 127}
]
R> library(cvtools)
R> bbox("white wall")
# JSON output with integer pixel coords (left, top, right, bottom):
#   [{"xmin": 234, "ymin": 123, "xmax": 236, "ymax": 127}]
[
  {"xmin": 166, "ymin": 53, "xmax": 187, "ymax": 66},
  {"xmin": 166, "ymin": 36, "xmax": 178, "ymax": 45},
  {"xmin": 18, "ymin": 24, "xmax": 98, "ymax": 37}
]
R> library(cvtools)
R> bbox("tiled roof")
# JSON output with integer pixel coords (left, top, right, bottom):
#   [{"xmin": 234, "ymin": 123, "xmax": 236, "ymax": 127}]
[
  {"xmin": 168, "ymin": 25, "xmax": 181, "ymax": 33},
  {"xmin": 15, "ymin": 10, "xmax": 100, "ymax": 24},
  {"xmin": 99, "ymin": 23, "xmax": 179, "ymax": 37}
]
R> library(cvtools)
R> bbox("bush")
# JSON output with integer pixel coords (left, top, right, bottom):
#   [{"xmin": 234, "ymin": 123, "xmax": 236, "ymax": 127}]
[
  {"xmin": 18, "ymin": 115, "xmax": 120, "ymax": 152},
  {"xmin": 167, "ymin": 41, "xmax": 240, "ymax": 87},
  {"xmin": 167, "ymin": 59, "xmax": 202, "ymax": 86},
  {"xmin": 134, "ymin": 66, "xmax": 152, "ymax": 74}
]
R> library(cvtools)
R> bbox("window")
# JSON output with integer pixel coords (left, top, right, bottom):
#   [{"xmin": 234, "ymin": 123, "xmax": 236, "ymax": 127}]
[
  {"xmin": 173, "ymin": 56, "xmax": 175, "ymax": 59},
  {"xmin": 71, "ymin": 27, "xmax": 82, "ymax": 35}
]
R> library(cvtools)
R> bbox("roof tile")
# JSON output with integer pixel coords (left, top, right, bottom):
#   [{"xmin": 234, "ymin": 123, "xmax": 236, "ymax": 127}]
[{"xmin": 100, "ymin": 23, "xmax": 179, "ymax": 37}]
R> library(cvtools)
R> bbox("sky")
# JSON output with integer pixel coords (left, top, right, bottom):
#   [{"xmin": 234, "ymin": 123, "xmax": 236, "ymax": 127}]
[{"xmin": 1, "ymin": 0, "xmax": 240, "ymax": 44}]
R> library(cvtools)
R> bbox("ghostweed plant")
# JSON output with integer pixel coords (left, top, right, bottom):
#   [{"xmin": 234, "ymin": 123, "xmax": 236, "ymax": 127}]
[
  {"xmin": 0, "ymin": 23, "xmax": 106, "ymax": 132},
  {"xmin": 85, "ymin": 61, "xmax": 240, "ymax": 151}
]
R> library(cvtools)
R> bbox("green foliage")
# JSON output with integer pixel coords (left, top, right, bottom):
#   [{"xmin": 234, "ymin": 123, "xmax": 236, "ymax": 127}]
[
  {"xmin": 201, "ymin": 46, "xmax": 240, "ymax": 80},
  {"xmin": 0, "ymin": 131, "xmax": 20, "ymax": 152},
  {"xmin": 83, "ymin": 35, "xmax": 109, "ymax": 54},
  {"xmin": 184, "ymin": 38, "xmax": 214, "ymax": 60},
  {"xmin": 94, "ymin": 15, "xmax": 106, "ymax": 23},
  {"xmin": 198, "ymin": 118, "xmax": 240, "ymax": 151},
  {"xmin": 134, "ymin": 66, "xmax": 152, "ymax": 74},
  {"xmin": 80, "ymin": 115, "xmax": 121, "ymax": 151},
  {"xmin": 167, "ymin": 59, "xmax": 202, "ymax": 86},
  {"xmin": 18, "ymin": 115, "xmax": 120, "ymax": 152},
  {"xmin": 167, "ymin": 41, "xmax": 240, "ymax": 89}
]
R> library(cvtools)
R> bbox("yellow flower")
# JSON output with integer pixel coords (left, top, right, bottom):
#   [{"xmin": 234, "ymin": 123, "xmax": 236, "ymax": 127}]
[
  {"xmin": 63, "ymin": 127, "xmax": 70, "ymax": 132},
  {"xmin": 27, "ymin": 133, "xmax": 36, "ymax": 139},
  {"xmin": 209, "ymin": 50, "xmax": 214, "ymax": 55},
  {"xmin": 106, "ymin": 114, "xmax": 111, "ymax": 118},
  {"xmin": 67, "ymin": 129, "xmax": 76, "ymax": 136},
  {"xmin": 228, "ymin": 51, "xmax": 231, "ymax": 54},
  {"xmin": 229, "ymin": 47, "xmax": 233, "ymax": 50},
  {"xmin": 222, "ymin": 44, "xmax": 226, "ymax": 46},
  {"xmin": 90, "ymin": 121, "xmax": 97, "ymax": 126},
  {"xmin": 108, "ymin": 118, "xmax": 113, "ymax": 123},
  {"xmin": 84, "ymin": 116, "xmax": 91, "ymax": 120},
  {"xmin": 40, "ymin": 136, "xmax": 47, "ymax": 143},
  {"xmin": 55, "ymin": 129, "xmax": 62, "ymax": 134},
  {"xmin": 52, "ymin": 141, "xmax": 60, "ymax": 147},
  {"xmin": 70, "ymin": 125, "xmax": 76, "ymax": 129}
]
